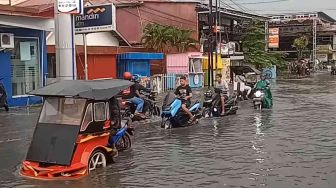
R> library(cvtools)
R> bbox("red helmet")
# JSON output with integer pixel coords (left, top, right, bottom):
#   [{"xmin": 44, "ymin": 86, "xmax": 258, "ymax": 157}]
[{"xmin": 123, "ymin": 72, "xmax": 132, "ymax": 80}]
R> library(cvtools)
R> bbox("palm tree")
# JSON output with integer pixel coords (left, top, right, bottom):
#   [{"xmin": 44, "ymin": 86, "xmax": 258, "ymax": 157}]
[{"xmin": 142, "ymin": 23, "xmax": 197, "ymax": 53}]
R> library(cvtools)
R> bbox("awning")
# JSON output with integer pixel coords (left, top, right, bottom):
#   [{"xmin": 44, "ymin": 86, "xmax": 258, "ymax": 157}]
[{"xmin": 0, "ymin": 14, "xmax": 54, "ymax": 31}]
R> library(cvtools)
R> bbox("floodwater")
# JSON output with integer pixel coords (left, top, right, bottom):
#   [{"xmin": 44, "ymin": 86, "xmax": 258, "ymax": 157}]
[{"xmin": 1, "ymin": 73, "xmax": 336, "ymax": 188}]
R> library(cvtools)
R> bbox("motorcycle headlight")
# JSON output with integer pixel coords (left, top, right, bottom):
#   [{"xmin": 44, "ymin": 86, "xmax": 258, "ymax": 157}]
[{"xmin": 255, "ymin": 91, "xmax": 262, "ymax": 98}]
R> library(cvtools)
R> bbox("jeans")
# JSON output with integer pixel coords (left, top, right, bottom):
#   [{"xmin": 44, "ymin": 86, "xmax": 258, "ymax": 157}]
[{"xmin": 129, "ymin": 97, "xmax": 144, "ymax": 113}]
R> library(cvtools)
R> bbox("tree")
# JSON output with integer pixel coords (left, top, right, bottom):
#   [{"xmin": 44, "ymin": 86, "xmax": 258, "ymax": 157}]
[
  {"xmin": 241, "ymin": 21, "xmax": 285, "ymax": 69},
  {"xmin": 142, "ymin": 24, "xmax": 170, "ymax": 52},
  {"xmin": 292, "ymin": 36, "xmax": 309, "ymax": 59},
  {"xmin": 142, "ymin": 23, "xmax": 196, "ymax": 53}
]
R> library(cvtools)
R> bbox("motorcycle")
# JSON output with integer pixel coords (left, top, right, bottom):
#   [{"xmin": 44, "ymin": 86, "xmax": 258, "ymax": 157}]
[
  {"xmin": 253, "ymin": 89, "xmax": 265, "ymax": 110},
  {"xmin": 109, "ymin": 118, "xmax": 134, "ymax": 152},
  {"xmin": 0, "ymin": 78, "xmax": 9, "ymax": 111},
  {"xmin": 161, "ymin": 92, "xmax": 202, "ymax": 129},
  {"xmin": 141, "ymin": 91, "xmax": 161, "ymax": 118},
  {"xmin": 331, "ymin": 67, "xmax": 336, "ymax": 75},
  {"xmin": 121, "ymin": 90, "xmax": 160, "ymax": 121},
  {"xmin": 202, "ymin": 89, "xmax": 239, "ymax": 118}
]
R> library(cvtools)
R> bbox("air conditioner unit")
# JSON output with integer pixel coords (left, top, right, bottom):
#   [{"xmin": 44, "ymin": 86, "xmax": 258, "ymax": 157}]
[{"xmin": 0, "ymin": 33, "xmax": 14, "ymax": 48}]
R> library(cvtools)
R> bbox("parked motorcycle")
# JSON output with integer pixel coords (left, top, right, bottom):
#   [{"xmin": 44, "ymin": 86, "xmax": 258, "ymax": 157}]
[
  {"xmin": 161, "ymin": 92, "xmax": 202, "ymax": 129},
  {"xmin": 202, "ymin": 89, "xmax": 239, "ymax": 117},
  {"xmin": 0, "ymin": 78, "xmax": 9, "ymax": 112}
]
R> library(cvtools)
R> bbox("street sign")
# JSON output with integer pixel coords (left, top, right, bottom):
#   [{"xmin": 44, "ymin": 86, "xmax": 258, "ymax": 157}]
[
  {"xmin": 57, "ymin": 0, "xmax": 83, "ymax": 14},
  {"xmin": 74, "ymin": 4, "xmax": 116, "ymax": 34}
]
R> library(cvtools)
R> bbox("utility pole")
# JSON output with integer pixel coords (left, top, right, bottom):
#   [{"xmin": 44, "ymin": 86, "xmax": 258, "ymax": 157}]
[
  {"xmin": 54, "ymin": 1, "xmax": 77, "ymax": 81},
  {"xmin": 313, "ymin": 18, "xmax": 317, "ymax": 64},
  {"xmin": 215, "ymin": 0, "xmax": 218, "ymax": 86},
  {"xmin": 208, "ymin": 0, "xmax": 213, "ymax": 87}
]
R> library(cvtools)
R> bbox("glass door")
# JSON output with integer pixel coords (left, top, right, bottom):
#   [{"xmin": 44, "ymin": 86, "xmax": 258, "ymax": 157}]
[{"xmin": 11, "ymin": 37, "xmax": 40, "ymax": 96}]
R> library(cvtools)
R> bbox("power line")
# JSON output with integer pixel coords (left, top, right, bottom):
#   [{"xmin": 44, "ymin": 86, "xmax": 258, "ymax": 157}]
[
  {"xmin": 226, "ymin": 0, "xmax": 289, "ymax": 5},
  {"xmin": 228, "ymin": 0, "xmax": 247, "ymax": 11}
]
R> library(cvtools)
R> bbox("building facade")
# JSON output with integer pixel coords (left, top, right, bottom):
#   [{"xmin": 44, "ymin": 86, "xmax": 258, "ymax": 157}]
[
  {"xmin": 0, "ymin": 8, "xmax": 52, "ymax": 107},
  {"xmin": 268, "ymin": 12, "xmax": 336, "ymax": 62}
]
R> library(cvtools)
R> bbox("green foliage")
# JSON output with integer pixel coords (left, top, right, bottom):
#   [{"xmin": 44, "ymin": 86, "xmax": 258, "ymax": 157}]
[
  {"xmin": 141, "ymin": 23, "xmax": 197, "ymax": 53},
  {"xmin": 292, "ymin": 36, "xmax": 309, "ymax": 59},
  {"xmin": 242, "ymin": 21, "xmax": 285, "ymax": 69}
]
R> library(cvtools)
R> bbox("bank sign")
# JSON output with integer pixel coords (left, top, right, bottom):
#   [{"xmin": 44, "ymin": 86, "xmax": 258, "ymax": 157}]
[{"xmin": 75, "ymin": 4, "xmax": 116, "ymax": 34}]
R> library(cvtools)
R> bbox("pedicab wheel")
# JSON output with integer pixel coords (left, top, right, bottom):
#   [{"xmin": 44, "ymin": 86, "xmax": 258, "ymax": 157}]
[
  {"xmin": 88, "ymin": 150, "xmax": 107, "ymax": 173},
  {"xmin": 116, "ymin": 132, "xmax": 132, "ymax": 151}
]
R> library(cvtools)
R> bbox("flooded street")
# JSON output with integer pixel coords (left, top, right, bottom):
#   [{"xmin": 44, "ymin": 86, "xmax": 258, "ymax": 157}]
[{"xmin": 1, "ymin": 73, "xmax": 336, "ymax": 188}]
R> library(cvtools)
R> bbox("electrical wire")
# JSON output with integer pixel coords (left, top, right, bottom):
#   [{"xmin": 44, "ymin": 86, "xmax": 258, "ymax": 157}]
[{"xmin": 226, "ymin": 0, "xmax": 289, "ymax": 5}]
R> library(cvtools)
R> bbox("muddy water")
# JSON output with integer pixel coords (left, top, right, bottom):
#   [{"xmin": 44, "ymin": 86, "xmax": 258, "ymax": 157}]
[{"xmin": 1, "ymin": 73, "xmax": 336, "ymax": 188}]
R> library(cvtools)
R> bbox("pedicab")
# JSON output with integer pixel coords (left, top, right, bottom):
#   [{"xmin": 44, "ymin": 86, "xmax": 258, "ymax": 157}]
[{"xmin": 20, "ymin": 79, "xmax": 134, "ymax": 180}]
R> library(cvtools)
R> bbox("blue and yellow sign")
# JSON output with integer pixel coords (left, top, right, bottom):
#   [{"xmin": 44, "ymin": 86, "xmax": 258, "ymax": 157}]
[{"xmin": 75, "ymin": 4, "xmax": 116, "ymax": 34}]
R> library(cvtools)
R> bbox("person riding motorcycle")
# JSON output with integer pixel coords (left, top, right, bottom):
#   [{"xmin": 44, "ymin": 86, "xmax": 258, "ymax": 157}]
[
  {"xmin": 254, "ymin": 75, "xmax": 273, "ymax": 108},
  {"xmin": 174, "ymin": 76, "xmax": 194, "ymax": 123},
  {"xmin": 215, "ymin": 74, "xmax": 229, "ymax": 116},
  {"xmin": 108, "ymin": 97, "xmax": 121, "ymax": 157},
  {"xmin": 236, "ymin": 73, "xmax": 252, "ymax": 100},
  {"xmin": 122, "ymin": 72, "xmax": 146, "ymax": 119}
]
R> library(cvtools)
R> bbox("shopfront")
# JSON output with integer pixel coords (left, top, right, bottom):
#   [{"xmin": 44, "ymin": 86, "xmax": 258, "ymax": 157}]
[{"xmin": 0, "ymin": 15, "xmax": 50, "ymax": 107}]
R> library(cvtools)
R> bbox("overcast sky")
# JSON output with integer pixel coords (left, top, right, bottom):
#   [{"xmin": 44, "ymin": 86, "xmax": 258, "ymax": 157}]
[{"xmin": 224, "ymin": 0, "xmax": 336, "ymax": 19}]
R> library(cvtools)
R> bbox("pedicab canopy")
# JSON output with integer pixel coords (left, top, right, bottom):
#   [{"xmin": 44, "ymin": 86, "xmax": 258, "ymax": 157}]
[{"xmin": 29, "ymin": 79, "xmax": 133, "ymax": 100}]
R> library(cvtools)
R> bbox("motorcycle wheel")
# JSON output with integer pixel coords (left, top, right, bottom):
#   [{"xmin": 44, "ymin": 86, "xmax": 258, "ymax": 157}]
[
  {"xmin": 115, "ymin": 132, "xmax": 132, "ymax": 151},
  {"xmin": 161, "ymin": 118, "xmax": 172, "ymax": 129},
  {"xmin": 202, "ymin": 108, "xmax": 212, "ymax": 118}
]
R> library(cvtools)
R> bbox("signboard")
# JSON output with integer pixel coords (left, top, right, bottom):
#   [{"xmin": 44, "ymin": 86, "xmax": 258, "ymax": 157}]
[
  {"xmin": 57, "ymin": 0, "xmax": 83, "ymax": 14},
  {"xmin": 316, "ymin": 54, "xmax": 328, "ymax": 62},
  {"xmin": 75, "ymin": 4, "xmax": 116, "ymax": 34},
  {"xmin": 218, "ymin": 42, "xmax": 235, "ymax": 55},
  {"xmin": 316, "ymin": 45, "xmax": 332, "ymax": 53},
  {"xmin": 268, "ymin": 28, "xmax": 279, "ymax": 48}
]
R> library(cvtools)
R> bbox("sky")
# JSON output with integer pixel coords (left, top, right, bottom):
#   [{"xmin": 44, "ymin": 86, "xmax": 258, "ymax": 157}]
[{"xmin": 223, "ymin": 0, "xmax": 336, "ymax": 19}]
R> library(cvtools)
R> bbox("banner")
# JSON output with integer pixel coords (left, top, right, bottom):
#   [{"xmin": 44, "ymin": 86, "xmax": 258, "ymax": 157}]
[
  {"xmin": 268, "ymin": 28, "xmax": 279, "ymax": 48},
  {"xmin": 57, "ymin": 0, "xmax": 83, "ymax": 14}
]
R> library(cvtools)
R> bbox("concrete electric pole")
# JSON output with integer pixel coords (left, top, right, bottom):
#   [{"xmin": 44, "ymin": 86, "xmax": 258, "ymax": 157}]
[{"xmin": 54, "ymin": 1, "xmax": 77, "ymax": 81}]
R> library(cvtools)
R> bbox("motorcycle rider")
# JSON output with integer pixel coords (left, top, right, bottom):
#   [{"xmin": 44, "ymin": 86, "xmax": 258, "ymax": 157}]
[
  {"xmin": 254, "ymin": 74, "xmax": 273, "ymax": 108},
  {"xmin": 174, "ymin": 76, "xmax": 194, "ymax": 123},
  {"xmin": 122, "ymin": 72, "xmax": 146, "ymax": 119},
  {"xmin": 236, "ymin": 73, "xmax": 252, "ymax": 100},
  {"xmin": 108, "ymin": 96, "xmax": 121, "ymax": 157},
  {"xmin": 215, "ymin": 74, "xmax": 229, "ymax": 116}
]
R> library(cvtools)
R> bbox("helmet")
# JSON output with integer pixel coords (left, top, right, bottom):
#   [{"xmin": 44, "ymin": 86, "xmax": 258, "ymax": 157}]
[{"xmin": 123, "ymin": 72, "xmax": 132, "ymax": 80}]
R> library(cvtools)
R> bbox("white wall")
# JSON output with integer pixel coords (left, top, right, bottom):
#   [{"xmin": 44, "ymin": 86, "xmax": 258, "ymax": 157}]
[{"xmin": 47, "ymin": 32, "xmax": 120, "ymax": 46}]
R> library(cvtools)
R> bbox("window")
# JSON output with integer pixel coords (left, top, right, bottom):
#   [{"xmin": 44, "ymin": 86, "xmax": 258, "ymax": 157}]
[
  {"xmin": 39, "ymin": 97, "xmax": 86, "ymax": 125},
  {"xmin": 11, "ymin": 38, "xmax": 40, "ymax": 96},
  {"xmin": 189, "ymin": 59, "xmax": 202, "ymax": 73},
  {"xmin": 94, "ymin": 102, "xmax": 106, "ymax": 121},
  {"xmin": 81, "ymin": 103, "xmax": 93, "ymax": 131},
  {"xmin": 106, "ymin": 102, "xmax": 110, "ymax": 120}
]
